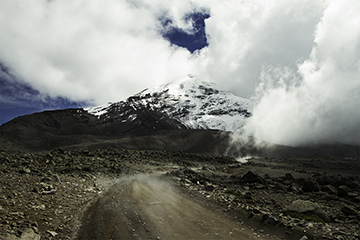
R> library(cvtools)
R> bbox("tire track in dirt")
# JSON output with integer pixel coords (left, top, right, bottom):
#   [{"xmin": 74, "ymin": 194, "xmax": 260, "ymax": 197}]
[{"xmin": 77, "ymin": 175, "xmax": 267, "ymax": 240}]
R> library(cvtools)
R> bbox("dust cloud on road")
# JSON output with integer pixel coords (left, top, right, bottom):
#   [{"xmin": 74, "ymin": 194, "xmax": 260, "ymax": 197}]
[{"xmin": 77, "ymin": 174, "xmax": 266, "ymax": 240}]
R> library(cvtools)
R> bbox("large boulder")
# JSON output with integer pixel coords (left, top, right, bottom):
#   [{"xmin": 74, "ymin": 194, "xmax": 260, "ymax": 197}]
[{"xmin": 284, "ymin": 200, "xmax": 328, "ymax": 222}]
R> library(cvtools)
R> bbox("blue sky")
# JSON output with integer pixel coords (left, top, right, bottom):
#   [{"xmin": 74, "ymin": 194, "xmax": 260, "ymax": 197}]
[{"xmin": 0, "ymin": 0, "xmax": 359, "ymax": 146}]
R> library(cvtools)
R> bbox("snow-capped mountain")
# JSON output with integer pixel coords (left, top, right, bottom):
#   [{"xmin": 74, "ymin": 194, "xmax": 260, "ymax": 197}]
[{"xmin": 86, "ymin": 76, "xmax": 253, "ymax": 132}]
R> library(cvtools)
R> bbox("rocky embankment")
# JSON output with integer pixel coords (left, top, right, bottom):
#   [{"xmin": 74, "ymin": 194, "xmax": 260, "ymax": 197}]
[{"xmin": 0, "ymin": 148, "xmax": 359, "ymax": 240}]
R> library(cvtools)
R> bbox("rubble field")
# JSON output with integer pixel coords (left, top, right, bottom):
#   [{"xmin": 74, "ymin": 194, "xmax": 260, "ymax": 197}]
[{"xmin": 0, "ymin": 148, "xmax": 359, "ymax": 239}]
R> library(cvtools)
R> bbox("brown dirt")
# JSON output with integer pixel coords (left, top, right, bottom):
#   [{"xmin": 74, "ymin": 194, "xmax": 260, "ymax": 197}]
[{"xmin": 78, "ymin": 175, "xmax": 263, "ymax": 240}]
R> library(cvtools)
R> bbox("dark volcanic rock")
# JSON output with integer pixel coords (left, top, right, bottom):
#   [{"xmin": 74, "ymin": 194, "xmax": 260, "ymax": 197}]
[
  {"xmin": 274, "ymin": 182, "xmax": 287, "ymax": 192},
  {"xmin": 284, "ymin": 173, "xmax": 294, "ymax": 180},
  {"xmin": 204, "ymin": 183, "xmax": 215, "ymax": 192},
  {"xmin": 302, "ymin": 179, "xmax": 320, "ymax": 192},
  {"xmin": 338, "ymin": 185, "xmax": 351, "ymax": 197},
  {"xmin": 321, "ymin": 185, "xmax": 337, "ymax": 195},
  {"xmin": 261, "ymin": 214, "xmax": 280, "ymax": 225},
  {"xmin": 241, "ymin": 170, "xmax": 264, "ymax": 184},
  {"xmin": 341, "ymin": 206, "xmax": 359, "ymax": 219}
]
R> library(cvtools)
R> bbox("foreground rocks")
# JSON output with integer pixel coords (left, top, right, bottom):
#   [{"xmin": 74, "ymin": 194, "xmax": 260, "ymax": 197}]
[
  {"xmin": 0, "ymin": 148, "xmax": 359, "ymax": 239},
  {"xmin": 165, "ymin": 159, "xmax": 360, "ymax": 239}
]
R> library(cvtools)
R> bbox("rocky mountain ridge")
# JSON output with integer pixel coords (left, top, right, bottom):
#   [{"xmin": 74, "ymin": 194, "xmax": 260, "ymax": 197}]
[{"xmin": 86, "ymin": 76, "xmax": 253, "ymax": 132}]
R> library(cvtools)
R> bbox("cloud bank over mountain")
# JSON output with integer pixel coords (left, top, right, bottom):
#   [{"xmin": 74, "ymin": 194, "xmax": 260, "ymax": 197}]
[
  {"xmin": 239, "ymin": 0, "xmax": 360, "ymax": 146},
  {"xmin": 1, "ymin": 0, "xmax": 359, "ymax": 145}
]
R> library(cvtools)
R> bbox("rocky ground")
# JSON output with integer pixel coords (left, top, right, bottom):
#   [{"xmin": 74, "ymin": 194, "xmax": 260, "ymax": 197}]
[{"xmin": 0, "ymin": 148, "xmax": 359, "ymax": 240}]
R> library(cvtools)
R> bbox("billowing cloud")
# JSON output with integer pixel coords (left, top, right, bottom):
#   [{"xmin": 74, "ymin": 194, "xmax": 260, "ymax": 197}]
[
  {"xmin": 236, "ymin": 0, "xmax": 360, "ymax": 146},
  {"xmin": 194, "ymin": 0, "xmax": 326, "ymax": 97},
  {"xmin": 0, "ymin": 0, "xmax": 195, "ymax": 104},
  {"xmin": 0, "ymin": 0, "xmax": 359, "ymax": 145},
  {"xmin": 0, "ymin": 0, "xmax": 327, "ymax": 103}
]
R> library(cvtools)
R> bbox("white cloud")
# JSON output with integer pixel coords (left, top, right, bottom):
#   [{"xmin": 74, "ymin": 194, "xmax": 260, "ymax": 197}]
[
  {"xmin": 0, "ymin": 0, "xmax": 327, "ymax": 102},
  {"xmin": 240, "ymin": 0, "xmax": 360, "ymax": 145},
  {"xmin": 0, "ymin": 0, "xmax": 359, "ymax": 145},
  {"xmin": 0, "ymin": 0, "xmax": 195, "ymax": 104},
  {"xmin": 194, "ymin": 0, "xmax": 326, "ymax": 97}
]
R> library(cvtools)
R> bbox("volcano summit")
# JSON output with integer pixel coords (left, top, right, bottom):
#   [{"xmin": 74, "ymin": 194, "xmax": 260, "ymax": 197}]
[{"xmin": 86, "ymin": 76, "xmax": 253, "ymax": 132}]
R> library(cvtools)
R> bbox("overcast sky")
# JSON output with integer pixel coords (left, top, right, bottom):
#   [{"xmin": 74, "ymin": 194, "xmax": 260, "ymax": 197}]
[{"xmin": 1, "ymin": 0, "xmax": 359, "ymax": 146}]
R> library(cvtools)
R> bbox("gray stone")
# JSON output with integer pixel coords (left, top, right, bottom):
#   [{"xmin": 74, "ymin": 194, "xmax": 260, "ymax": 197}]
[
  {"xmin": 285, "ymin": 200, "xmax": 321, "ymax": 213},
  {"xmin": 2, "ymin": 228, "xmax": 41, "ymax": 240},
  {"xmin": 20, "ymin": 229, "xmax": 40, "ymax": 240},
  {"xmin": 46, "ymin": 230, "xmax": 58, "ymax": 237},
  {"xmin": 19, "ymin": 168, "xmax": 31, "ymax": 174},
  {"xmin": 41, "ymin": 189, "xmax": 56, "ymax": 195},
  {"xmin": 285, "ymin": 200, "xmax": 329, "ymax": 222}
]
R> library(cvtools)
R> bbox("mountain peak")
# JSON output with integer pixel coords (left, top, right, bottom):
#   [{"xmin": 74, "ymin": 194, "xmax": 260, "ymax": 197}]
[
  {"xmin": 140, "ymin": 75, "xmax": 217, "ymax": 96},
  {"xmin": 86, "ymin": 77, "xmax": 253, "ymax": 132}
]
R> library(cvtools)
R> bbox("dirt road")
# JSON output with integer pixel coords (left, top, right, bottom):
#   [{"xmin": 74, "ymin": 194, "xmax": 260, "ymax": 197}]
[{"xmin": 77, "ymin": 175, "xmax": 266, "ymax": 240}]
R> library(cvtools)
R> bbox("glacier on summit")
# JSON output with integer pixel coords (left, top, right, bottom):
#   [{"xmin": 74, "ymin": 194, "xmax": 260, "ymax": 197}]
[{"xmin": 86, "ymin": 76, "xmax": 253, "ymax": 132}]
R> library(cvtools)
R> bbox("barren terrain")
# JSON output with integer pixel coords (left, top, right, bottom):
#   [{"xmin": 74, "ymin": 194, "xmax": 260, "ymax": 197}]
[{"xmin": 0, "ymin": 148, "xmax": 359, "ymax": 240}]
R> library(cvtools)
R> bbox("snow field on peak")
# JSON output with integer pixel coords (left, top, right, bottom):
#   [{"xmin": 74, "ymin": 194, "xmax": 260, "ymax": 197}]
[
  {"xmin": 85, "ymin": 103, "xmax": 112, "ymax": 116},
  {"xmin": 137, "ymin": 77, "xmax": 253, "ymax": 131},
  {"xmin": 86, "ymin": 77, "xmax": 253, "ymax": 132}
]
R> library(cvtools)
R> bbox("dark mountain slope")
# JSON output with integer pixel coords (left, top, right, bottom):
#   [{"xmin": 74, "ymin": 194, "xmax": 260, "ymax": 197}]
[
  {"xmin": 1, "ymin": 106, "xmax": 358, "ymax": 158},
  {"xmin": 0, "ymin": 107, "xmax": 187, "ymax": 152},
  {"xmin": 60, "ymin": 129, "xmax": 231, "ymax": 155}
]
